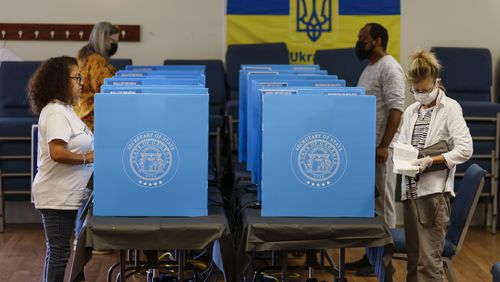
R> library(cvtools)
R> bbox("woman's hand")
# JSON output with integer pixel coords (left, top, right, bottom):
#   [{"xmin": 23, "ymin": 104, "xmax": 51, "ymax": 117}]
[{"xmin": 412, "ymin": 156, "xmax": 433, "ymax": 173}]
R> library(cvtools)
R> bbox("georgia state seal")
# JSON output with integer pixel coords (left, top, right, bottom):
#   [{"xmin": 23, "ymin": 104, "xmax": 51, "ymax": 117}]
[
  {"xmin": 291, "ymin": 132, "xmax": 347, "ymax": 188},
  {"xmin": 122, "ymin": 131, "xmax": 179, "ymax": 188}
]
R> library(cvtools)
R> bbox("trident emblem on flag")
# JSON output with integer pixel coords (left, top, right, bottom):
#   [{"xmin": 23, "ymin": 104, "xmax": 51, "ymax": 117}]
[{"xmin": 296, "ymin": 0, "xmax": 332, "ymax": 42}]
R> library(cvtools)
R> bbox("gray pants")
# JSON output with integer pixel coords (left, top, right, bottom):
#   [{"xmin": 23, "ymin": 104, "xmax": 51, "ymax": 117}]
[
  {"xmin": 375, "ymin": 148, "xmax": 396, "ymax": 228},
  {"xmin": 403, "ymin": 193, "xmax": 450, "ymax": 282},
  {"xmin": 365, "ymin": 149, "xmax": 397, "ymax": 263}
]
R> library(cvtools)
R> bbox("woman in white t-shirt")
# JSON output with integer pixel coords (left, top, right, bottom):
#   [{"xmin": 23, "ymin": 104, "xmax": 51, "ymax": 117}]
[{"xmin": 28, "ymin": 56, "xmax": 94, "ymax": 282}]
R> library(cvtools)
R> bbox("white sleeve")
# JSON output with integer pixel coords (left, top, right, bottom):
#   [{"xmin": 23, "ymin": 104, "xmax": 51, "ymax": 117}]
[
  {"xmin": 396, "ymin": 109, "xmax": 410, "ymax": 145},
  {"xmin": 45, "ymin": 113, "xmax": 72, "ymax": 144},
  {"xmin": 381, "ymin": 61, "xmax": 405, "ymax": 112},
  {"xmin": 442, "ymin": 102, "xmax": 473, "ymax": 168}
]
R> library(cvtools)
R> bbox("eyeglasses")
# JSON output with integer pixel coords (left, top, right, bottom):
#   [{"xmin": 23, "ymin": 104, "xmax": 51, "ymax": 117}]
[
  {"xmin": 410, "ymin": 80, "xmax": 439, "ymax": 95},
  {"xmin": 69, "ymin": 76, "xmax": 83, "ymax": 84}
]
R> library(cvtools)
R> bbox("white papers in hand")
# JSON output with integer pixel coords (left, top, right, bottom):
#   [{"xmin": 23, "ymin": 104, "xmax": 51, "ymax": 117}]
[{"xmin": 393, "ymin": 142, "xmax": 419, "ymax": 177}]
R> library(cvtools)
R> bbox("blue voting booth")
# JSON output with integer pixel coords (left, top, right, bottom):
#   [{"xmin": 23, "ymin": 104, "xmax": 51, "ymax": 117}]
[
  {"xmin": 104, "ymin": 77, "xmax": 205, "ymax": 86},
  {"xmin": 252, "ymin": 87, "xmax": 365, "ymax": 202},
  {"xmin": 125, "ymin": 65, "xmax": 206, "ymax": 73},
  {"xmin": 93, "ymin": 73, "xmax": 208, "ymax": 216},
  {"xmin": 117, "ymin": 70, "xmax": 204, "ymax": 76},
  {"xmin": 261, "ymin": 93, "xmax": 376, "ymax": 217},
  {"xmin": 238, "ymin": 70, "xmax": 329, "ymax": 162},
  {"xmin": 246, "ymin": 79, "xmax": 347, "ymax": 183},
  {"xmin": 100, "ymin": 86, "xmax": 207, "ymax": 94},
  {"xmin": 241, "ymin": 64, "xmax": 319, "ymax": 71}
]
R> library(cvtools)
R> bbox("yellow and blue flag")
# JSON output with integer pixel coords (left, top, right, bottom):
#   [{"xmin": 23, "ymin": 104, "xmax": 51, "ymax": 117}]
[{"xmin": 227, "ymin": 0, "xmax": 400, "ymax": 64}]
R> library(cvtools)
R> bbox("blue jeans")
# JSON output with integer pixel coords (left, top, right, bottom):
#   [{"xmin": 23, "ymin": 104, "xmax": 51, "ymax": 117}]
[{"xmin": 39, "ymin": 209, "xmax": 78, "ymax": 282}]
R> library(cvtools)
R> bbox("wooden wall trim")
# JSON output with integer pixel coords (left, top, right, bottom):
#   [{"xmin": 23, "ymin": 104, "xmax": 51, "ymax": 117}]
[{"xmin": 0, "ymin": 23, "xmax": 140, "ymax": 41}]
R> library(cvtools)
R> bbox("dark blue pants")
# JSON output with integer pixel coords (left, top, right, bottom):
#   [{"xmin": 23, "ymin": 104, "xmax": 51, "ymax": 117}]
[{"xmin": 39, "ymin": 209, "xmax": 78, "ymax": 282}]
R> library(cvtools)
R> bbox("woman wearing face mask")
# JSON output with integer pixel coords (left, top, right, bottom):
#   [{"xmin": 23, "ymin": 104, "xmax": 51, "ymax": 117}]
[
  {"xmin": 74, "ymin": 22, "xmax": 118, "ymax": 255},
  {"xmin": 397, "ymin": 49, "xmax": 472, "ymax": 282},
  {"xmin": 75, "ymin": 21, "xmax": 119, "ymax": 132}
]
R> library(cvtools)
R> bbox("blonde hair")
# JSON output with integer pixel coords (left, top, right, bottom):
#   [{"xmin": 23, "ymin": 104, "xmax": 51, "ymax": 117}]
[{"xmin": 406, "ymin": 48, "xmax": 441, "ymax": 84}]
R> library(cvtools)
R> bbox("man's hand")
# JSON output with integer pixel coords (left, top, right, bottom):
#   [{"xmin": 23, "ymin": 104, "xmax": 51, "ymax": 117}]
[{"xmin": 376, "ymin": 145, "xmax": 389, "ymax": 164}]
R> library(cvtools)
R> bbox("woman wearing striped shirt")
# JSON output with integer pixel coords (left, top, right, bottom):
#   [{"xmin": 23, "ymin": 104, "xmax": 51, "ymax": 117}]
[{"xmin": 397, "ymin": 49, "xmax": 473, "ymax": 282}]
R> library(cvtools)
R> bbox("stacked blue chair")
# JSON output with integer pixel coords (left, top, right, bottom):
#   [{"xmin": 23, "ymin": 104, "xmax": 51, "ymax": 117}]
[
  {"xmin": 0, "ymin": 61, "xmax": 42, "ymax": 231},
  {"xmin": 313, "ymin": 48, "xmax": 369, "ymax": 87},
  {"xmin": 225, "ymin": 101, "xmax": 238, "ymax": 154},
  {"xmin": 164, "ymin": 60, "xmax": 227, "ymax": 115},
  {"xmin": 391, "ymin": 164, "xmax": 486, "ymax": 282},
  {"xmin": 433, "ymin": 47, "xmax": 500, "ymax": 233},
  {"xmin": 109, "ymin": 58, "xmax": 133, "ymax": 70},
  {"xmin": 225, "ymin": 42, "xmax": 289, "ymax": 101},
  {"xmin": 208, "ymin": 114, "xmax": 224, "ymax": 184}
]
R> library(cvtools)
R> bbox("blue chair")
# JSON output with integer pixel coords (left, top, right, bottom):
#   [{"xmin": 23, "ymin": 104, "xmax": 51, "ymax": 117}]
[
  {"xmin": 0, "ymin": 61, "xmax": 41, "ymax": 231},
  {"xmin": 109, "ymin": 58, "xmax": 133, "ymax": 70},
  {"xmin": 313, "ymin": 48, "xmax": 369, "ymax": 86},
  {"xmin": 433, "ymin": 47, "xmax": 500, "ymax": 233},
  {"xmin": 164, "ymin": 59, "xmax": 227, "ymax": 115},
  {"xmin": 432, "ymin": 47, "xmax": 492, "ymax": 102},
  {"xmin": 391, "ymin": 164, "xmax": 487, "ymax": 282},
  {"xmin": 225, "ymin": 42, "xmax": 289, "ymax": 100},
  {"xmin": 492, "ymin": 262, "xmax": 500, "ymax": 282},
  {"xmin": 0, "ymin": 61, "xmax": 41, "ymax": 118},
  {"xmin": 209, "ymin": 114, "xmax": 224, "ymax": 185},
  {"xmin": 225, "ymin": 100, "xmax": 251, "ymax": 188}
]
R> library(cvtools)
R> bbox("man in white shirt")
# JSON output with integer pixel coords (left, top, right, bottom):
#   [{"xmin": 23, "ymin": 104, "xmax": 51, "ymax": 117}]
[{"xmin": 346, "ymin": 22, "xmax": 405, "ymax": 276}]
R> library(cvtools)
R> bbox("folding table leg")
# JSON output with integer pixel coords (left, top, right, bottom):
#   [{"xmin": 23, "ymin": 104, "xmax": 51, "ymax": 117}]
[
  {"xmin": 120, "ymin": 250, "xmax": 126, "ymax": 282},
  {"xmin": 334, "ymin": 248, "xmax": 346, "ymax": 282},
  {"xmin": 178, "ymin": 250, "xmax": 185, "ymax": 281},
  {"xmin": 281, "ymin": 251, "xmax": 288, "ymax": 282}
]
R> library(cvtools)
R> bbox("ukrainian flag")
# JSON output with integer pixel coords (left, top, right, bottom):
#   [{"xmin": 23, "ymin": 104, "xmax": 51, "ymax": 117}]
[{"xmin": 227, "ymin": 0, "xmax": 400, "ymax": 64}]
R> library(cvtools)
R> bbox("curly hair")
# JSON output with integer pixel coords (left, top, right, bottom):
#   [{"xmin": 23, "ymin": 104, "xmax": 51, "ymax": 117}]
[{"xmin": 28, "ymin": 56, "xmax": 78, "ymax": 114}]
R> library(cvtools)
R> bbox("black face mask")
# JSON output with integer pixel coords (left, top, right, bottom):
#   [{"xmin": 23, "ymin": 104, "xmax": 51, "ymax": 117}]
[
  {"xmin": 108, "ymin": 43, "xmax": 118, "ymax": 57},
  {"xmin": 355, "ymin": 40, "xmax": 374, "ymax": 61}
]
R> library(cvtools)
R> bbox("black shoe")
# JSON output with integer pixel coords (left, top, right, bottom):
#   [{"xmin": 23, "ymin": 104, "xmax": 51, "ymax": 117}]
[
  {"xmin": 344, "ymin": 255, "xmax": 370, "ymax": 270},
  {"xmin": 356, "ymin": 265, "xmax": 376, "ymax": 277}
]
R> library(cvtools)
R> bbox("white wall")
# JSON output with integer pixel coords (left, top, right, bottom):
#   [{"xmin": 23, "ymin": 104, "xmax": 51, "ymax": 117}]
[
  {"xmin": 2, "ymin": 0, "xmax": 499, "ymax": 86},
  {"xmin": 0, "ymin": 0, "xmax": 225, "ymax": 64},
  {"xmin": 401, "ymin": 0, "xmax": 500, "ymax": 100}
]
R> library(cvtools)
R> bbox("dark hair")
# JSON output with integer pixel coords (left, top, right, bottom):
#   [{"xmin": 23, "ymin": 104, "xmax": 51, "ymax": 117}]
[
  {"xmin": 366, "ymin": 23, "xmax": 388, "ymax": 50},
  {"xmin": 78, "ymin": 22, "xmax": 119, "ymax": 60},
  {"xmin": 28, "ymin": 56, "xmax": 78, "ymax": 114}
]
